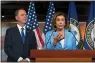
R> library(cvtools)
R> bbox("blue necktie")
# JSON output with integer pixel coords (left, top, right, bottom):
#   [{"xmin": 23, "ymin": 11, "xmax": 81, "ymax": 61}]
[{"xmin": 21, "ymin": 28, "xmax": 25, "ymax": 43}]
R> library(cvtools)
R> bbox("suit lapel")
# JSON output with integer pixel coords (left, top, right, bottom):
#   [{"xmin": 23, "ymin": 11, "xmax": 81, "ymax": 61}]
[{"xmin": 15, "ymin": 26, "xmax": 23, "ymax": 44}]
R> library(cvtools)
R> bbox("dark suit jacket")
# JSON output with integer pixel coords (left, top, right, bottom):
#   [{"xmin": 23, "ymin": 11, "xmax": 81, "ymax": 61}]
[{"xmin": 4, "ymin": 26, "xmax": 37, "ymax": 62}]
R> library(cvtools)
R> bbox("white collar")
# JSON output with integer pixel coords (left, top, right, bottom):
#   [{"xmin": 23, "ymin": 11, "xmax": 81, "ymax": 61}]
[{"xmin": 17, "ymin": 24, "xmax": 26, "ymax": 30}]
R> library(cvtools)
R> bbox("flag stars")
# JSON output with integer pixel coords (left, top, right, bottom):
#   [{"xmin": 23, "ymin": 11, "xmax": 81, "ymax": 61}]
[
  {"xmin": 35, "ymin": 16, "xmax": 37, "ymax": 18},
  {"xmin": 47, "ymin": 19, "xmax": 49, "ymax": 21},
  {"xmin": 30, "ymin": 13, "xmax": 32, "ymax": 15},
  {"xmin": 34, "ymin": 22, "xmax": 36, "ymax": 25},
  {"xmin": 31, "ymin": 10, "xmax": 33, "ymax": 12},
  {"xmin": 33, "ymin": 14, "xmax": 34, "ymax": 16},
  {"xmin": 30, "ymin": 2, "xmax": 32, "ymax": 5},
  {"xmin": 30, "ymin": 27, "xmax": 31, "ymax": 29},
  {"xmin": 30, "ymin": 24, "xmax": 32, "ymax": 26},
  {"xmin": 51, "ymin": 7, "xmax": 53, "ymax": 9},
  {"xmin": 33, "ymin": 26, "xmax": 35, "ymax": 28},
  {"xmin": 50, "ymin": 10, "xmax": 52, "ymax": 12},
  {"xmin": 49, "ymin": 16, "xmax": 51, "ymax": 18},
  {"xmin": 28, "ymin": 22, "xmax": 30, "ymax": 24},
  {"xmin": 28, "ymin": 19, "xmax": 31, "ymax": 21},
  {"xmin": 36, "ymin": 24, "xmax": 38, "ymax": 26},
  {"xmin": 27, "ymin": 26, "xmax": 29, "ymax": 28},
  {"xmin": 43, "ymin": 2, "xmax": 55, "ymax": 34},
  {"xmin": 47, "ymin": 22, "xmax": 49, "ymax": 24},
  {"xmin": 27, "ymin": 15, "xmax": 28, "ymax": 17},
  {"xmin": 32, "ymin": 7, "xmax": 34, "ymax": 9},
  {"xmin": 50, "ymin": 24, "xmax": 51, "ymax": 26},
  {"xmin": 34, "ymin": 11, "xmax": 35, "ymax": 14},
  {"xmin": 29, "ymin": 8, "xmax": 30, "ymax": 11},
  {"xmin": 49, "ymin": 27, "xmax": 51, "ymax": 29},
  {"xmin": 30, "ymin": 21, "xmax": 33, "ymax": 23},
  {"xmin": 35, "ymin": 19, "xmax": 37, "ymax": 21},
  {"xmin": 53, "ymin": 11, "xmax": 55, "ymax": 13},
  {"xmin": 32, "ymin": 3, "xmax": 34, "ymax": 6},
  {"xmin": 49, "ymin": 13, "xmax": 51, "ymax": 15},
  {"xmin": 28, "ymin": 12, "xmax": 29, "ymax": 14},
  {"xmin": 45, "ymin": 29, "xmax": 47, "ymax": 31},
  {"xmin": 52, "ymin": 4, "xmax": 54, "ymax": 6},
  {"xmin": 26, "ymin": 2, "xmax": 39, "ymax": 30},
  {"xmin": 29, "ymin": 5, "xmax": 31, "ymax": 8},
  {"xmin": 46, "ymin": 26, "xmax": 48, "ymax": 28},
  {"xmin": 29, "ymin": 16, "xmax": 31, "ymax": 18},
  {"xmin": 32, "ymin": 18, "xmax": 34, "ymax": 20}
]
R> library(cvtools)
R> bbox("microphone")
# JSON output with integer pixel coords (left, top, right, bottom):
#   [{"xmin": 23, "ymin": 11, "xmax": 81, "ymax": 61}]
[
  {"xmin": 68, "ymin": 29, "xmax": 83, "ymax": 50},
  {"xmin": 68, "ymin": 29, "xmax": 78, "ymax": 42},
  {"xmin": 94, "ymin": 37, "xmax": 95, "ymax": 49},
  {"xmin": 45, "ymin": 29, "xmax": 56, "ymax": 49}
]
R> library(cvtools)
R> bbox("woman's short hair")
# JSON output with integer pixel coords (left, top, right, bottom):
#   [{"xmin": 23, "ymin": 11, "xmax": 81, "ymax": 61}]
[{"xmin": 52, "ymin": 12, "xmax": 69, "ymax": 29}]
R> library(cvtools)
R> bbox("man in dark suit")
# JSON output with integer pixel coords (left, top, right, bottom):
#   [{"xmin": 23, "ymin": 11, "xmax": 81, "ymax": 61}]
[{"xmin": 4, "ymin": 8, "xmax": 37, "ymax": 62}]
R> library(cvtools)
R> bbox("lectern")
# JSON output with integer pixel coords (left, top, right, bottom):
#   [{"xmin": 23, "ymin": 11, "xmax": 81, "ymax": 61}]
[{"xmin": 30, "ymin": 50, "xmax": 95, "ymax": 62}]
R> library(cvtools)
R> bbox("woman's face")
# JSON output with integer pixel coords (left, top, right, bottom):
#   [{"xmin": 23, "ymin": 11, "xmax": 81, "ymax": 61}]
[{"xmin": 55, "ymin": 15, "xmax": 65, "ymax": 30}]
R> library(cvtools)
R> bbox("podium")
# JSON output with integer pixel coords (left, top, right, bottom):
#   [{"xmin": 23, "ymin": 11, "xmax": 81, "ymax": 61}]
[{"xmin": 30, "ymin": 50, "xmax": 95, "ymax": 62}]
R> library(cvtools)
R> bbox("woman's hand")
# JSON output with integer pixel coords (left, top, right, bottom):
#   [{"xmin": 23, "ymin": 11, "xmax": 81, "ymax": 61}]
[
  {"xmin": 53, "ymin": 32, "xmax": 64, "ymax": 45},
  {"xmin": 57, "ymin": 32, "xmax": 64, "ymax": 40}
]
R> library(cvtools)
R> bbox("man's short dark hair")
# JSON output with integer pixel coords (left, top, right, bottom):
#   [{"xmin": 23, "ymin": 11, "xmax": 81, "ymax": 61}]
[{"xmin": 15, "ymin": 8, "xmax": 26, "ymax": 16}]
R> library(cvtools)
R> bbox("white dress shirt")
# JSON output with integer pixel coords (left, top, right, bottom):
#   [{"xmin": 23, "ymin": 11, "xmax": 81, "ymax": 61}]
[
  {"xmin": 17, "ymin": 24, "xmax": 26, "ymax": 36},
  {"xmin": 17, "ymin": 24, "xmax": 30, "ymax": 62},
  {"xmin": 60, "ymin": 39, "xmax": 65, "ymax": 48}
]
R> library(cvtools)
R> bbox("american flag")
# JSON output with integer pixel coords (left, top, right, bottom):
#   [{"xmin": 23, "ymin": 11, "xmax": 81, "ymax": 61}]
[
  {"xmin": 42, "ymin": 2, "xmax": 55, "ymax": 42},
  {"xmin": 26, "ymin": 1, "xmax": 44, "ymax": 49}
]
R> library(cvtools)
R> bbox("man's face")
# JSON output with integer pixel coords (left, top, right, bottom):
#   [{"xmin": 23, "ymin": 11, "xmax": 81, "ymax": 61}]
[{"xmin": 15, "ymin": 9, "xmax": 27, "ymax": 24}]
